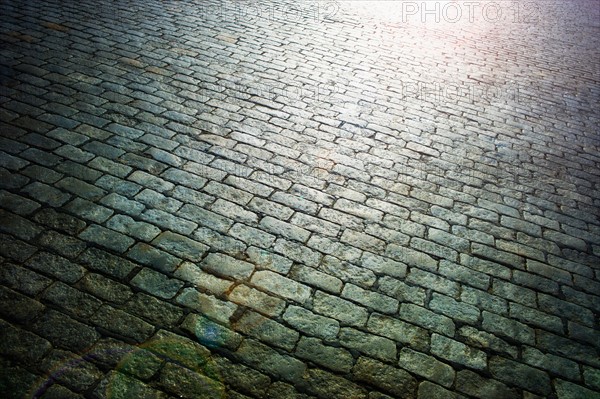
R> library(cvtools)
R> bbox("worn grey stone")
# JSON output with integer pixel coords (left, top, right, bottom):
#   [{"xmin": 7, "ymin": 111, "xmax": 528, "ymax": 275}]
[
  {"xmin": 201, "ymin": 252, "xmax": 255, "ymax": 280},
  {"xmin": 431, "ymin": 334, "xmax": 487, "ymax": 370}
]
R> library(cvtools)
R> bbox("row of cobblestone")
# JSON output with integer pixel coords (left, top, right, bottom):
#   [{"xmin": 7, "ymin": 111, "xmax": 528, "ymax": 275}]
[{"xmin": 1, "ymin": 0, "xmax": 599, "ymax": 398}]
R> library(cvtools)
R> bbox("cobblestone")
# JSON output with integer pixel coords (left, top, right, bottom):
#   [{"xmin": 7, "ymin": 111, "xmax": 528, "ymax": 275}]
[
  {"xmin": 2, "ymin": 0, "xmax": 599, "ymax": 397},
  {"xmin": 353, "ymin": 357, "xmax": 416, "ymax": 398}
]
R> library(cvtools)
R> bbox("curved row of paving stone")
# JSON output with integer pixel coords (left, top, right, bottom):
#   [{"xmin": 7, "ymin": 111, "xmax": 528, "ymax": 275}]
[{"xmin": 1, "ymin": 0, "xmax": 599, "ymax": 398}]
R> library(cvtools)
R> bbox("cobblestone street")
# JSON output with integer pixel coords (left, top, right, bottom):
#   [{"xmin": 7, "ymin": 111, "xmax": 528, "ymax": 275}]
[{"xmin": 1, "ymin": 0, "xmax": 599, "ymax": 398}]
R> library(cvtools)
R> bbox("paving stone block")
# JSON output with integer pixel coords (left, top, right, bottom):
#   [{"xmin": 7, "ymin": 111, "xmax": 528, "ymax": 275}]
[
  {"xmin": 201, "ymin": 252, "xmax": 255, "ymax": 280},
  {"xmin": 333, "ymin": 198, "xmax": 383, "ymax": 221},
  {"xmin": 96, "ymin": 174, "xmax": 142, "ymax": 197},
  {"xmin": 583, "ymin": 367, "xmax": 600, "ymax": 391},
  {"xmin": 537, "ymin": 330, "xmax": 600, "ymax": 367},
  {"xmin": 438, "ymin": 259, "xmax": 490, "ymax": 290},
  {"xmin": 491, "ymin": 278, "xmax": 537, "ymax": 306},
  {"xmin": 452, "ymin": 225, "xmax": 495, "ymax": 245},
  {"xmin": 41, "ymin": 281, "xmax": 102, "ymax": 318},
  {"xmin": 272, "ymin": 190, "xmax": 321, "ymax": 215},
  {"xmin": 235, "ymin": 339, "xmax": 306, "ymax": 384},
  {"xmin": 106, "ymin": 215, "xmax": 159, "ymax": 242},
  {"xmin": 0, "ymin": 168, "xmax": 30, "ymax": 189},
  {"xmin": 136, "ymin": 188, "xmax": 182, "ymax": 213},
  {"xmin": 411, "ymin": 211, "xmax": 451, "ymax": 231},
  {"xmin": 92, "ymin": 305, "xmax": 154, "ymax": 343},
  {"xmin": 428, "ymin": 228, "xmax": 470, "ymax": 252},
  {"xmin": 162, "ymin": 168, "xmax": 207, "ymax": 190},
  {"xmin": 141, "ymin": 209, "xmax": 197, "ymax": 235},
  {"xmin": 313, "ymin": 290, "xmax": 369, "ymax": 328},
  {"xmin": 125, "ymin": 292, "xmax": 184, "ymax": 327},
  {"xmin": 178, "ymin": 203, "xmax": 232, "ymax": 233},
  {"xmin": 302, "ymin": 368, "xmax": 367, "ymax": 399},
  {"xmin": 0, "ymin": 150, "xmax": 30, "ymax": 170},
  {"xmin": 171, "ymin": 184, "xmax": 214, "ymax": 208},
  {"xmin": 126, "ymin": 243, "xmax": 180, "ymax": 273},
  {"xmin": 341, "ymin": 283, "xmax": 399, "ymax": 314},
  {"xmin": 260, "ymin": 216, "xmax": 310, "ymax": 243},
  {"xmin": 265, "ymin": 381, "xmax": 313, "ymax": 399},
  {"xmin": 26, "ymin": 251, "xmax": 86, "ymax": 284},
  {"xmin": 273, "ymin": 238, "xmax": 321, "ymax": 267},
  {"xmin": 203, "ymin": 180, "xmax": 253, "ymax": 205},
  {"xmin": 158, "ymin": 362, "xmax": 224, "ymax": 399},
  {"xmin": 176, "ymin": 287, "xmax": 237, "ymax": 324},
  {"xmin": 56, "ymin": 176, "xmax": 106, "ymax": 200},
  {"xmin": 457, "ymin": 326, "xmax": 518, "ymax": 359},
  {"xmin": 309, "ymin": 235, "xmax": 363, "ymax": 263},
  {"xmin": 120, "ymin": 153, "xmax": 167, "ymax": 174},
  {"xmin": 227, "ymin": 282, "xmax": 286, "ymax": 316},
  {"xmin": 569, "ymin": 321, "xmax": 600, "ymax": 349},
  {"xmin": 213, "ymin": 356, "xmax": 271, "ymax": 398},
  {"xmin": 377, "ymin": 276, "xmax": 427, "ymax": 306},
  {"xmin": 340, "ymin": 229, "xmax": 386, "ymax": 252},
  {"xmin": 407, "ymin": 268, "xmax": 460, "ymax": 297},
  {"xmin": 482, "ymin": 311, "xmax": 535, "ymax": 345},
  {"xmin": 82, "ymin": 140, "xmax": 124, "ymax": 159},
  {"xmin": 145, "ymin": 228, "xmax": 208, "ymax": 260},
  {"xmin": 554, "ymin": 379, "xmax": 600, "ymax": 399},
  {"xmin": 32, "ymin": 309, "xmax": 99, "ymax": 352},
  {"xmin": 385, "ymin": 244, "xmax": 437, "ymax": 271},
  {"xmin": 0, "ymin": 285, "xmax": 45, "ymax": 324},
  {"xmin": 77, "ymin": 248, "xmax": 136, "ymax": 279},
  {"xmin": 295, "ymin": 336, "xmax": 353, "ymax": 373},
  {"xmin": 509, "ymin": 302, "xmax": 563, "ymax": 334},
  {"xmin": 131, "ymin": 268, "xmax": 184, "ymax": 299},
  {"xmin": 399, "ymin": 348, "xmax": 455, "ymax": 387},
  {"xmin": 79, "ymin": 273, "xmax": 132, "ymax": 304},
  {"xmin": 288, "ymin": 264, "xmax": 343, "ymax": 294},
  {"xmin": 251, "ymin": 270, "xmax": 311, "ymax": 304},
  {"xmin": 544, "ymin": 230, "xmax": 587, "ymax": 251},
  {"xmin": 455, "ymin": 369, "xmax": 519, "ymax": 399},
  {"xmin": 417, "ymin": 381, "xmax": 465, "ymax": 399},
  {"xmin": 320, "ymin": 255, "xmax": 376, "ymax": 288},
  {"xmin": 500, "ymin": 216, "xmax": 542, "ymax": 236},
  {"xmin": 283, "ymin": 304, "xmax": 339, "ymax": 339},
  {"xmin": 0, "ymin": 190, "xmax": 40, "ymax": 215},
  {"xmin": 353, "ymin": 357, "xmax": 416, "ymax": 398},
  {"xmin": 234, "ymin": 310, "xmax": 299, "ymax": 351},
  {"xmin": 33, "ymin": 208, "xmax": 86, "ymax": 235},
  {"xmin": 339, "ymin": 327, "xmax": 397, "ymax": 361},
  {"xmin": 431, "ymin": 334, "xmax": 487, "ymax": 370},
  {"xmin": 184, "ymin": 161, "xmax": 228, "ymax": 181},
  {"xmin": 79, "ymin": 224, "xmax": 135, "ymax": 253},
  {"xmin": 538, "ymin": 292, "xmax": 595, "ymax": 327},
  {"xmin": 0, "ymin": 320, "xmax": 51, "ymax": 366},
  {"xmin": 522, "ymin": 346, "xmax": 581, "ymax": 381},
  {"xmin": 128, "ymin": 170, "xmax": 174, "ymax": 193},
  {"xmin": 229, "ymin": 223, "xmax": 276, "ymax": 249},
  {"xmin": 411, "ymin": 237, "xmax": 458, "ymax": 262},
  {"xmin": 93, "ymin": 371, "xmax": 168, "ymax": 399},
  {"xmin": 100, "ymin": 193, "xmax": 145, "ymax": 216},
  {"xmin": 191, "ymin": 226, "xmax": 246, "ymax": 256},
  {"xmin": 400, "ymin": 303, "xmax": 455, "ymax": 337},
  {"xmin": 38, "ymin": 349, "xmax": 103, "ymax": 393},
  {"xmin": 175, "ymin": 261, "xmax": 233, "ymax": 296},
  {"xmin": 21, "ymin": 181, "xmax": 70, "ymax": 207},
  {"xmin": 429, "ymin": 292, "xmax": 480, "ymax": 325},
  {"xmin": 64, "ymin": 197, "xmax": 113, "ymax": 223},
  {"xmin": 47, "ymin": 127, "xmax": 89, "ymax": 146},
  {"xmin": 0, "ymin": 262, "xmax": 51, "ymax": 296},
  {"xmin": 489, "ymin": 356, "xmax": 551, "ymax": 396}
]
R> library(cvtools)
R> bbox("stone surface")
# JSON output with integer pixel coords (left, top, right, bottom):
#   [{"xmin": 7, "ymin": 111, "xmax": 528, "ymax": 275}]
[{"xmin": 1, "ymin": 0, "xmax": 599, "ymax": 397}]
